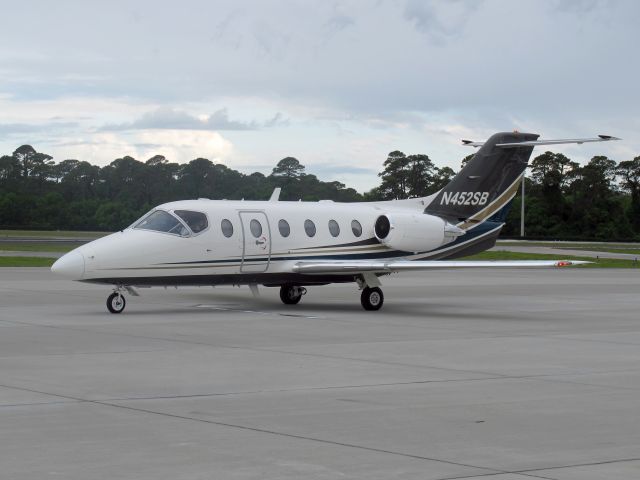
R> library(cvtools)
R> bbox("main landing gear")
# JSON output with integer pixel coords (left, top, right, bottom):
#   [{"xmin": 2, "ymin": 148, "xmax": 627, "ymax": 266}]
[
  {"xmin": 279, "ymin": 285, "xmax": 307, "ymax": 305},
  {"xmin": 107, "ymin": 291, "xmax": 126, "ymax": 314},
  {"xmin": 360, "ymin": 286, "xmax": 384, "ymax": 311},
  {"xmin": 357, "ymin": 273, "xmax": 384, "ymax": 311},
  {"xmin": 279, "ymin": 278, "xmax": 385, "ymax": 311}
]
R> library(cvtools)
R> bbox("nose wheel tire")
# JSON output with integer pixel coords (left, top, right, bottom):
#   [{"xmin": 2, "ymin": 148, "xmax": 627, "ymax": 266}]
[
  {"xmin": 361, "ymin": 287, "xmax": 384, "ymax": 311},
  {"xmin": 280, "ymin": 285, "xmax": 304, "ymax": 305},
  {"xmin": 107, "ymin": 292, "xmax": 126, "ymax": 314}
]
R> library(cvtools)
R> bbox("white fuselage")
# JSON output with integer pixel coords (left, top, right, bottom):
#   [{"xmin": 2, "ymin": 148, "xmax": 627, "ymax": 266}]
[{"xmin": 53, "ymin": 195, "xmax": 478, "ymax": 285}]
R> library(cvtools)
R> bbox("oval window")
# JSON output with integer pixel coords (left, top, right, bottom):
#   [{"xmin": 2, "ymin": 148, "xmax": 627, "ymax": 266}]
[
  {"xmin": 351, "ymin": 220, "xmax": 362, "ymax": 237},
  {"xmin": 278, "ymin": 219, "xmax": 290, "ymax": 237},
  {"xmin": 221, "ymin": 219, "xmax": 234, "ymax": 238},
  {"xmin": 250, "ymin": 219, "xmax": 262, "ymax": 238},
  {"xmin": 304, "ymin": 219, "xmax": 316, "ymax": 237},
  {"xmin": 328, "ymin": 219, "xmax": 340, "ymax": 237}
]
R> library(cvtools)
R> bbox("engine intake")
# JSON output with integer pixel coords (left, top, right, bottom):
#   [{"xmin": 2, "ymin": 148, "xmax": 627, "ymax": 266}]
[{"xmin": 374, "ymin": 213, "xmax": 463, "ymax": 253}]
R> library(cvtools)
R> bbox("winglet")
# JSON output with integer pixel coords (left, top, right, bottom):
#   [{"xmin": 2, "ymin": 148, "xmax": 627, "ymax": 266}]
[
  {"xmin": 269, "ymin": 187, "xmax": 281, "ymax": 202},
  {"xmin": 555, "ymin": 260, "xmax": 591, "ymax": 267}
]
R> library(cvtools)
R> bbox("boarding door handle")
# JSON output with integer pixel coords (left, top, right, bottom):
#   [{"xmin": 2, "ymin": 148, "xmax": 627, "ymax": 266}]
[{"xmin": 255, "ymin": 239, "xmax": 266, "ymax": 245}]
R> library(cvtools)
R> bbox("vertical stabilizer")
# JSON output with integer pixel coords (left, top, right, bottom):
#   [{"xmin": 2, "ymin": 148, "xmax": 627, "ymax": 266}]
[{"xmin": 424, "ymin": 131, "xmax": 538, "ymax": 228}]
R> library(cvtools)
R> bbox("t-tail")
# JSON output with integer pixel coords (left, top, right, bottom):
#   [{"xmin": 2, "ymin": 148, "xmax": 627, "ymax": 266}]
[
  {"xmin": 423, "ymin": 131, "xmax": 620, "ymax": 231},
  {"xmin": 424, "ymin": 131, "xmax": 537, "ymax": 229}
]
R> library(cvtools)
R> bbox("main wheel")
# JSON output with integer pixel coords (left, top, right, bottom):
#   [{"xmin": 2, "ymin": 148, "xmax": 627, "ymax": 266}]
[
  {"xmin": 280, "ymin": 285, "xmax": 303, "ymax": 305},
  {"xmin": 107, "ymin": 292, "xmax": 126, "ymax": 314},
  {"xmin": 361, "ymin": 287, "xmax": 384, "ymax": 311}
]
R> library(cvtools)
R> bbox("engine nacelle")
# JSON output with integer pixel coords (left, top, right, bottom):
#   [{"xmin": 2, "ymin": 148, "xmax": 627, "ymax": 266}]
[{"xmin": 374, "ymin": 213, "xmax": 464, "ymax": 253}]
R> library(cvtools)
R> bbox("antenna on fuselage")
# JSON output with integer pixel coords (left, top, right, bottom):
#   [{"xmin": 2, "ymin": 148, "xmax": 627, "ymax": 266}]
[{"xmin": 269, "ymin": 188, "xmax": 281, "ymax": 201}]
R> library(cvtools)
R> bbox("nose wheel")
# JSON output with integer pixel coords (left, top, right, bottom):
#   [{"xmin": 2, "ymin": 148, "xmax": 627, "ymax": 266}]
[
  {"xmin": 107, "ymin": 292, "xmax": 126, "ymax": 314},
  {"xmin": 280, "ymin": 285, "xmax": 306, "ymax": 305},
  {"xmin": 361, "ymin": 287, "xmax": 384, "ymax": 311}
]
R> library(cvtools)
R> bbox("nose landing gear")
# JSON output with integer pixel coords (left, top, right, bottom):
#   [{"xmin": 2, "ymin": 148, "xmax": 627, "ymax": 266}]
[{"xmin": 106, "ymin": 291, "xmax": 126, "ymax": 314}]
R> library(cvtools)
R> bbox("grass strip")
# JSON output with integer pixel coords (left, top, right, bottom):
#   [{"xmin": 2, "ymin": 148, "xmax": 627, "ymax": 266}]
[
  {"xmin": 556, "ymin": 247, "xmax": 640, "ymax": 256},
  {"xmin": 0, "ymin": 256, "xmax": 56, "ymax": 267},
  {"xmin": 497, "ymin": 241, "xmax": 640, "ymax": 249},
  {"xmin": 466, "ymin": 250, "xmax": 639, "ymax": 268},
  {"xmin": 0, "ymin": 230, "xmax": 107, "ymax": 239},
  {"xmin": 0, "ymin": 242, "xmax": 78, "ymax": 253}
]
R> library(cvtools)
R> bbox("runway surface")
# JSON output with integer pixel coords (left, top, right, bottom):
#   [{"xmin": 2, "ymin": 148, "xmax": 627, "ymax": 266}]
[{"xmin": 1, "ymin": 268, "xmax": 639, "ymax": 479}]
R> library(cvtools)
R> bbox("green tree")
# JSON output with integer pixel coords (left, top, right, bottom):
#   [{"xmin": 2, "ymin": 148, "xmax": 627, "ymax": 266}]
[
  {"xmin": 616, "ymin": 156, "xmax": 640, "ymax": 230},
  {"xmin": 0, "ymin": 154, "xmax": 22, "ymax": 184},
  {"xmin": 378, "ymin": 151, "xmax": 410, "ymax": 199},
  {"xmin": 13, "ymin": 145, "xmax": 54, "ymax": 180},
  {"xmin": 271, "ymin": 157, "xmax": 304, "ymax": 178}
]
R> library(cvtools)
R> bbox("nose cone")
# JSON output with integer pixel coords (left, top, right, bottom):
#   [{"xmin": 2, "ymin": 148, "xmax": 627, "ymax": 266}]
[{"xmin": 51, "ymin": 251, "xmax": 85, "ymax": 279}]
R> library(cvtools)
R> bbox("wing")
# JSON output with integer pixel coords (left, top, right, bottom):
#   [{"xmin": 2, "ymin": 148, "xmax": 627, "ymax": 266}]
[{"xmin": 291, "ymin": 259, "xmax": 589, "ymax": 274}]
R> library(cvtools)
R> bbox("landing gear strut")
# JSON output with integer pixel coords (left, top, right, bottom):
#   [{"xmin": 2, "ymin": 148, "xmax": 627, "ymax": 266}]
[
  {"xmin": 107, "ymin": 291, "xmax": 126, "ymax": 314},
  {"xmin": 360, "ymin": 286, "xmax": 384, "ymax": 311},
  {"xmin": 279, "ymin": 285, "xmax": 306, "ymax": 305}
]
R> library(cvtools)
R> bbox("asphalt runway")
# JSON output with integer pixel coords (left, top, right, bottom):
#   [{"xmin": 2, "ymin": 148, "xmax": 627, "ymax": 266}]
[{"xmin": 1, "ymin": 268, "xmax": 639, "ymax": 479}]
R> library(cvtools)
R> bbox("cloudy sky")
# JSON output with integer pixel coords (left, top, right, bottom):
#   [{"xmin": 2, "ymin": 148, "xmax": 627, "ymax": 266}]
[{"xmin": 1, "ymin": 0, "xmax": 638, "ymax": 191}]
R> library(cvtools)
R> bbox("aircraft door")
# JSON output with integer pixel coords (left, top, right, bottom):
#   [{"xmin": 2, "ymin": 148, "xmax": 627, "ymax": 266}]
[{"xmin": 238, "ymin": 211, "xmax": 271, "ymax": 273}]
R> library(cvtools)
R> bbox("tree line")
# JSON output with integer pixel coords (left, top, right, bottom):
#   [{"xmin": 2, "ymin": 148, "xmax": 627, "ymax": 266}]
[{"xmin": 0, "ymin": 145, "xmax": 638, "ymax": 240}]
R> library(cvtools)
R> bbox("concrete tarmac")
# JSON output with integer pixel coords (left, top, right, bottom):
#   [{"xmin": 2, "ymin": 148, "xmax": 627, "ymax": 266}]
[{"xmin": 1, "ymin": 267, "xmax": 639, "ymax": 479}]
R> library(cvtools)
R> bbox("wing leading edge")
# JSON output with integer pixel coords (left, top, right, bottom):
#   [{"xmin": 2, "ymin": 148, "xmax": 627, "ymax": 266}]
[{"xmin": 292, "ymin": 259, "xmax": 589, "ymax": 274}]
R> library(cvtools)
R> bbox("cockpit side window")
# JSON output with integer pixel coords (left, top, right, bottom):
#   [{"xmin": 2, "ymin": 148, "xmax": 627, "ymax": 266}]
[
  {"xmin": 174, "ymin": 210, "xmax": 208, "ymax": 234},
  {"xmin": 134, "ymin": 210, "xmax": 189, "ymax": 237}
]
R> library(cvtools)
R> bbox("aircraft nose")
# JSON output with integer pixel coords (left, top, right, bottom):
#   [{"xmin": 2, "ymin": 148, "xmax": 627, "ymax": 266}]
[{"xmin": 51, "ymin": 251, "xmax": 85, "ymax": 279}]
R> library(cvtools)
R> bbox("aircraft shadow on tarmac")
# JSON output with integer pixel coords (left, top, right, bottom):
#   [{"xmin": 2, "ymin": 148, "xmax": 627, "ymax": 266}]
[{"xmin": 93, "ymin": 290, "xmax": 518, "ymax": 321}]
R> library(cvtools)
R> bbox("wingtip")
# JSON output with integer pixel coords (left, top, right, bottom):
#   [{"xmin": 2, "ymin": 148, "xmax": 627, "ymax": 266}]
[
  {"xmin": 598, "ymin": 135, "xmax": 622, "ymax": 141},
  {"xmin": 555, "ymin": 260, "xmax": 592, "ymax": 267}
]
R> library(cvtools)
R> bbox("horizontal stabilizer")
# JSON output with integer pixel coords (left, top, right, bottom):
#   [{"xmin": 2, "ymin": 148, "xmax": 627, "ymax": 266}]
[
  {"xmin": 463, "ymin": 135, "xmax": 620, "ymax": 148},
  {"xmin": 292, "ymin": 259, "xmax": 590, "ymax": 274},
  {"xmin": 461, "ymin": 139, "xmax": 484, "ymax": 147}
]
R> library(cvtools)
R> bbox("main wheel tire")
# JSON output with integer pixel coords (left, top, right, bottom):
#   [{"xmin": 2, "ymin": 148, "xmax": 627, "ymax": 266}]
[
  {"xmin": 107, "ymin": 292, "xmax": 126, "ymax": 314},
  {"xmin": 361, "ymin": 287, "xmax": 384, "ymax": 311},
  {"xmin": 280, "ymin": 285, "xmax": 302, "ymax": 305}
]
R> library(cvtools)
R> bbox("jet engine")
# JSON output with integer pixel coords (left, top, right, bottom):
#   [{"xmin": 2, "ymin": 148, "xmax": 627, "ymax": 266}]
[{"xmin": 374, "ymin": 213, "xmax": 464, "ymax": 253}]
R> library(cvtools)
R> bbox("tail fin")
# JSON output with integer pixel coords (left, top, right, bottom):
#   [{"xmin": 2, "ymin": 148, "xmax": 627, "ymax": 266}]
[{"xmin": 424, "ymin": 131, "xmax": 538, "ymax": 229}]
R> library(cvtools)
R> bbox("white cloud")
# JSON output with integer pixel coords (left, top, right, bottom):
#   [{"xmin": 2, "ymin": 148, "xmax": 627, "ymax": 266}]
[
  {"xmin": 0, "ymin": 0, "xmax": 637, "ymax": 192},
  {"xmin": 45, "ymin": 130, "xmax": 233, "ymax": 166},
  {"xmin": 101, "ymin": 106, "xmax": 289, "ymax": 131}
]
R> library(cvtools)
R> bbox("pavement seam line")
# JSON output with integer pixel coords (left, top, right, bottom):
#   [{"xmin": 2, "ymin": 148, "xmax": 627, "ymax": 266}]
[{"xmin": 0, "ymin": 382, "xmax": 508, "ymax": 476}]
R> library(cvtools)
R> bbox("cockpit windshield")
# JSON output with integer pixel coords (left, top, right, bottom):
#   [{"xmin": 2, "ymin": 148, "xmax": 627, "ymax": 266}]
[
  {"xmin": 134, "ymin": 210, "xmax": 189, "ymax": 236},
  {"xmin": 174, "ymin": 210, "xmax": 208, "ymax": 233}
]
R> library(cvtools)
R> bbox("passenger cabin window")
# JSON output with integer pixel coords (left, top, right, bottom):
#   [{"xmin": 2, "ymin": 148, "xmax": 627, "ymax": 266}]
[
  {"xmin": 351, "ymin": 220, "xmax": 362, "ymax": 237},
  {"xmin": 250, "ymin": 219, "xmax": 262, "ymax": 238},
  {"xmin": 328, "ymin": 219, "xmax": 340, "ymax": 237},
  {"xmin": 304, "ymin": 219, "xmax": 316, "ymax": 237},
  {"xmin": 134, "ymin": 210, "xmax": 189, "ymax": 237},
  {"xmin": 174, "ymin": 210, "xmax": 208, "ymax": 234},
  {"xmin": 278, "ymin": 219, "xmax": 290, "ymax": 237},
  {"xmin": 221, "ymin": 219, "xmax": 234, "ymax": 238}
]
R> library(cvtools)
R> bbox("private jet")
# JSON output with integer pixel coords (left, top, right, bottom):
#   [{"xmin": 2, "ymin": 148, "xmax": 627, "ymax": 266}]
[{"xmin": 51, "ymin": 132, "xmax": 619, "ymax": 313}]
